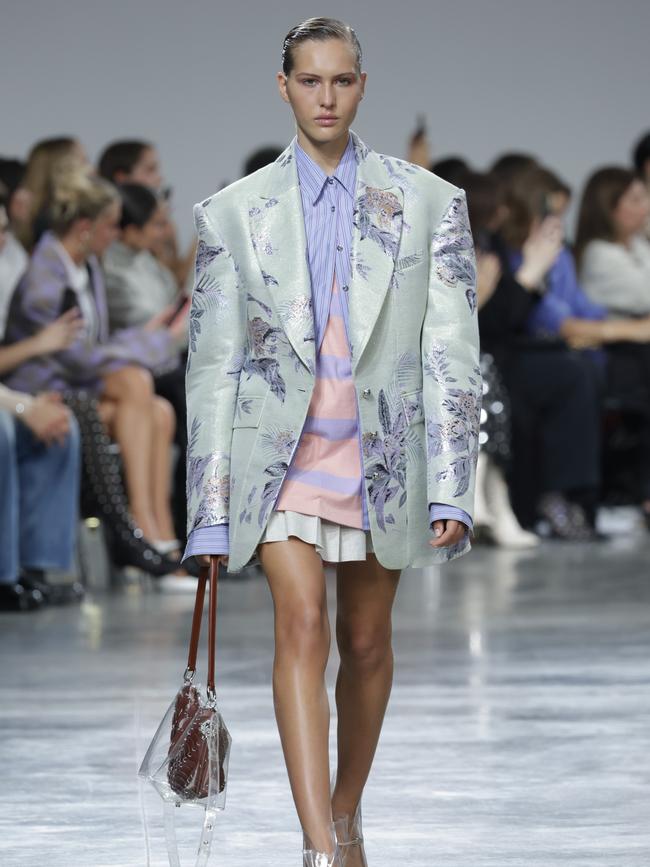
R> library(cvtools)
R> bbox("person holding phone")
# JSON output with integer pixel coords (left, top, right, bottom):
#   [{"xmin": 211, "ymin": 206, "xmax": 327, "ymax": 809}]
[
  {"xmin": 183, "ymin": 17, "xmax": 480, "ymax": 865},
  {"xmin": 4, "ymin": 166, "xmax": 187, "ymax": 570}
]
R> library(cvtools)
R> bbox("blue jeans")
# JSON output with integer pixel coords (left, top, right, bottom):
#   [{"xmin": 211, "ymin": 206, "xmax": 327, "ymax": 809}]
[{"xmin": 0, "ymin": 409, "xmax": 81, "ymax": 584}]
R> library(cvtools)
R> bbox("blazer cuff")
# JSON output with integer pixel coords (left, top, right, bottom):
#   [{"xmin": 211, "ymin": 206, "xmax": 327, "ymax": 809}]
[
  {"xmin": 182, "ymin": 524, "xmax": 229, "ymax": 562},
  {"xmin": 429, "ymin": 503, "xmax": 473, "ymax": 532}
]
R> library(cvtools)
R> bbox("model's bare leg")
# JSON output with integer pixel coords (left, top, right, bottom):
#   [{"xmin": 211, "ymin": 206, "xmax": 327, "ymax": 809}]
[
  {"xmin": 332, "ymin": 554, "xmax": 401, "ymax": 831},
  {"xmin": 258, "ymin": 537, "xmax": 337, "ymax": 857},
  {"xmin": 100, "ymin": 366, "xmax": 159, "ymax": 540},
  {"xmin": 149, "ymin": 395, "xmax": 177, "ymax": 543}
]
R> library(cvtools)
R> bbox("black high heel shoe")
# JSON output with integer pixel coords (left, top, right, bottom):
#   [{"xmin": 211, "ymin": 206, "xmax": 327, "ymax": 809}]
[{"xmin": 66, "ymin": 391, "xmax": 180, "ymax": 578}]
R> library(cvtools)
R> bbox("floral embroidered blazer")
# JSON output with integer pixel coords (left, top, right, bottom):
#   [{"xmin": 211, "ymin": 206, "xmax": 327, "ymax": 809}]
[{"xmin": 186, "ymin": 130, "xmax": 481, "ymax": 572}]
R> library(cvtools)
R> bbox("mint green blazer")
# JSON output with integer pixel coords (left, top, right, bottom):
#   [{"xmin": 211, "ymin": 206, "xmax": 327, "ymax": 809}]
[{"xmin": 186, "ymin": 131, "xmax": 481, "ymax": 572}]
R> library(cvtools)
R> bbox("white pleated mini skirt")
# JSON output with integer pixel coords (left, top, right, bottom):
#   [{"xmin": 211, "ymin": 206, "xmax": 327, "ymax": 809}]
[{"xmin": 258, "ymin": 509, "xmax": 374, "ymax": 562}]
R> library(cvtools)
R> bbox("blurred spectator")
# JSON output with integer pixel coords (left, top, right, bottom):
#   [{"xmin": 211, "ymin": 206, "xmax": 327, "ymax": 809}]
[
  {"xmin": 103, "ymin": 184, "xmax": 181, "ymax": 330},
  {"xmin": 576, "ymin": 168, "xmax": 650, "ymax": 314},
  {"xmin": 2, "ymin": 166, "xmax": 184, "ymax": 558},
  {"xmin": 98, "ymin": 139, "xmax": 195, "ymax": 288},
  {"xmin": 505, "ymin": 164, "xmax": 650, "ymax": 533},
  {"xmin": 0, "ymin": 185, "xmax": 28, "ymax": 334},
  {"xmin": 104, "ymin": 182, "xmax": 190, "ymax": 543},
  {"xmin": 431, "ymin": 157, "xmax": 470, "ymax": 187},
  {"xmin": 463, "ymin": 169, "xmax": 539, "ymax": 547},
  {"xmin": 243, "ymin": 146, "xmax": 283, "ymax": 176},
  {"xmin": 15, "ymin": 137, "xmax": 88, "ymax": 251},
  {"xmin": 0, "ymin": 384, "xmax": 82, "ymax": 611},
  {"xmin": 491, "ymin": 152, "xmax": 538, "ymax": 186},
  {"xmin": 576, "ymin": 167, "xmax": 650, "ymax": 524}
]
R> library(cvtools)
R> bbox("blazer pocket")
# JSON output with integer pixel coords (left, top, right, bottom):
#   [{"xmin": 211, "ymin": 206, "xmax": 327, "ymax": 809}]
[
  {"xmin": 233, "ymin": 393, "xmax": 268, "ymax": 428},
  {"xmin": 400, "ymin": 388, "xmax": 424, "ymax": 426}
]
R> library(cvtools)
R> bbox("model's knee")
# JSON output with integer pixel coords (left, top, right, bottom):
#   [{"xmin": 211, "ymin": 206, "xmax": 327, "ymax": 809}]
[
  {"xmin": 276, "ymin": 603, "xmax": 330, "ymax": 658},
  {"xmin": 337, "ymin": 621, "xmax": 392, "ymax": 675}
]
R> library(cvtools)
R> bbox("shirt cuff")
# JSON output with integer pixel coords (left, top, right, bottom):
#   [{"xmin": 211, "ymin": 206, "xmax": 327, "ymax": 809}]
[
  {"xmin": 182, "ymin": 524, "xmax": 229, "ymax": 562},
  {"xmin": 429, "ymin": 503, "xmax": 473, "ymax": 532}
]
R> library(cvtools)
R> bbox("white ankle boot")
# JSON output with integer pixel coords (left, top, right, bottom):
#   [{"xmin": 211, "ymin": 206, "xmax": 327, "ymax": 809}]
[
  {"xmin": 473, "ymin": 451, "xmax": 494, "ymax": 528},
  {"xmin": 484, "ymin": 458, "xmax": 539, "ymax": 548}
]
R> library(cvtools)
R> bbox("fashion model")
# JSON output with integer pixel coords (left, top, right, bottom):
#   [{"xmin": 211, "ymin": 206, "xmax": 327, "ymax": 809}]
[{"xmin": 184, "ymin": 17, "xmax": 481, "ymax": 866}]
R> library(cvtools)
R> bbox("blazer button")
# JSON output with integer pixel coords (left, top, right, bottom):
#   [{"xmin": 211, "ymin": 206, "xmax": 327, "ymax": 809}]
[
  {"xmin": 372, "ymin": 471, "xmax": 381, "ymax": 480},
  {"xmin": 362, "ymin": 388, "xmax": 372, "ymax": 399}
]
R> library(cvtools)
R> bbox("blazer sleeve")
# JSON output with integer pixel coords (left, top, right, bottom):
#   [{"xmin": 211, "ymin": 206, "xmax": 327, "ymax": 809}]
[
  {"xmin": 421, "ymin": 189, "xmax": 481, "ymax": 521},
  {"xmin": 185, "ymin": 200, "xmax": 246, "ymax": 539}
]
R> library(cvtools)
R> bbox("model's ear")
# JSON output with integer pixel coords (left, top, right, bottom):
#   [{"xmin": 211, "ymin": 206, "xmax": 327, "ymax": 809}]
[{"xmin": 276, "ymin": 71, "xmax": 290, "ymax": 104}]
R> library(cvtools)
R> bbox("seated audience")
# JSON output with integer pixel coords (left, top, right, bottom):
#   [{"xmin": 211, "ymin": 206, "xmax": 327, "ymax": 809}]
[
  {"xmin": 104, "ymin": 182, "xmax": 190, "ymax": 544},
  {"xmin": 0, "ymin": 185, "xmax": 28, "ymax": 335},
  {"xmin": 577, "ymin": 168, "xmax": 650, "ymax": 315},
  {"xmin": 576, "ymin": 167, "xmax": 650, "ymax": 524},
  {"xmin": 14, "ymin": 137, "xmax": 88, "ymax": 251},
  {"xmin": 98, "ymin": 140, "xmax": 195, "ymax": 288},
  {"xmin": 463, "ymin": 169, "xmax": 539, "ymax": 547},
  {"xmin": 0, "ymin": 384, "xmax": 82, "ymax": 611},
  {"xmin": 504, "ymin": 165, "xmax": 650, "ymax": 533},
  {"xmin": 103, "ymin": 184, "xmax": 181, "ymax": 331},
  {"xmin": 2, "ymin": 166, "xmax": 186, "ymax": 560}
]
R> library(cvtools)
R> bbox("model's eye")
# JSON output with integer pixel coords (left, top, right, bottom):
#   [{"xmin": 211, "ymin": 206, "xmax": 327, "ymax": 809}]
[
  {"xmin": 337, "ymin": 78, "xmax": 353, "ymax": 86},
  {"xmin": 302, "ymin": 78, "xmax": 317, "ymax": 86}
]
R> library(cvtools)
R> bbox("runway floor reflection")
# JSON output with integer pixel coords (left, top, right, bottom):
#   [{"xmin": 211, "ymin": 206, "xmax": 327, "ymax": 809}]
[{"xmin": 1, "ymin": 532, "xmax": 649, "ymax": 866}]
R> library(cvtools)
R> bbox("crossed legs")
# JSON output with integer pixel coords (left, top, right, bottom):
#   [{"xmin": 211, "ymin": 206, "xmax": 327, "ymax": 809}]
[
  {"xmin": 258, "ymin": 537, "xmax": 401, "ymax": 859},
  {"xmin": 99, "ymin": 365, "xmax": 177, "ymax": 545}
]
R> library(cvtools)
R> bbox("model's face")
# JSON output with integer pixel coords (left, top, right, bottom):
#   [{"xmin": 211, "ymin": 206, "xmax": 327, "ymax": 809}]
[
  {"xmin": 612, "ymin": 180, "xmax": 650, "ymax": 239},
  {"xmin": 278, "ymin": 39, "xmax": 366, "ymax": 145}
]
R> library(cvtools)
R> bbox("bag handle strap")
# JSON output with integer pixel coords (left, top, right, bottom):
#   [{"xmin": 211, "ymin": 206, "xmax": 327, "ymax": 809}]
[{"xmin": 184, "ymin": 556, "xmax": 219, "ymax": 697}]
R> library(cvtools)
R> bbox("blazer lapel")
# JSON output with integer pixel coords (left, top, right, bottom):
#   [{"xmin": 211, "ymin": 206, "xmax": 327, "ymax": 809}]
[
  {"xmin": 248, "ymin": 143, "xmax": 315, "ymax": 373},
  {"xmin": 346, "ymin": 133, "xmax": 404, "ymax": 371}
]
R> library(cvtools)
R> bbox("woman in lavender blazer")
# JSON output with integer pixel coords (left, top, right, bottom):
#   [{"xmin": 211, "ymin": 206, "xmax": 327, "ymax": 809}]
[
  {"xmin": 3, "ymin": 168, "xmax": 185, "ymax": 555},
  {"xmin": 184, "ymin": 19, "xmax": 480, "ymax": 866}
]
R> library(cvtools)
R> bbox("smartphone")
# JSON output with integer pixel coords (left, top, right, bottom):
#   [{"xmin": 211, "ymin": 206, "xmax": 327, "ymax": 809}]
[
  {"xmin": 59, "ymin": 286, "xmax": 78, "ymax": 315},
  {"xmin": 414, "ymin": 113, "xmax": 427, "ymax": 139}
]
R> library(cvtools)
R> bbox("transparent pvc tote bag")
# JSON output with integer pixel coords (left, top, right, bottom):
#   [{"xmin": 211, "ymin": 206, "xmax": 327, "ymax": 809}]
[{"xmin": 138, "ymin": 557, "xmax": 232, "ymax": 867}]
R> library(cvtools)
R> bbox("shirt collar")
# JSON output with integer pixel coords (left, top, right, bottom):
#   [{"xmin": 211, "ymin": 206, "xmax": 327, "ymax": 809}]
[
  {"xmin": 295, "ymin": 133, "xmax": 356, "ymax": 205},
  {"xmin": 52, "ymin": 237, "xmax": 89, "ymax": 292}
]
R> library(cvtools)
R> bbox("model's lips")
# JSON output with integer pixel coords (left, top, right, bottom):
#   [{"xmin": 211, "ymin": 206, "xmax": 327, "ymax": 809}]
[{"xmin": 315, "ymin": 116, "xmax": 338, "ymax": 126}]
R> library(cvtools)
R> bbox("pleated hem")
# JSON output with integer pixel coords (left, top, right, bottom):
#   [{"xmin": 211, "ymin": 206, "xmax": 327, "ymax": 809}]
[{"xmin": 258, "ymin": 509, "xmax": 373, "ymax": 562}]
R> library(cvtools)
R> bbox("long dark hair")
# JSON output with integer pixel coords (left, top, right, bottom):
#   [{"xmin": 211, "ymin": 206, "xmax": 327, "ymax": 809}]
[{"xmin": 574, "ymin": 167, "xmax": 637, "ymax": 269}]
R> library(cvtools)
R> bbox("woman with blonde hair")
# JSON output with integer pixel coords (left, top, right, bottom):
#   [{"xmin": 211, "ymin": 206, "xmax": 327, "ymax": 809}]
[
  {"xmin": 15, "ymin": 136, "xmax": 88, "ymax": 251},
  {"xmin": 4, "ymin": 166, "xmax": 188, "ymax": 572}
]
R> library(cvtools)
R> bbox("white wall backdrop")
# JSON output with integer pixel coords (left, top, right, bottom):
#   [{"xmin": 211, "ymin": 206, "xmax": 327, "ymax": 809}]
[{"xmin": 3, "ymin": 0, "xmax": 649, "ymax": 243}]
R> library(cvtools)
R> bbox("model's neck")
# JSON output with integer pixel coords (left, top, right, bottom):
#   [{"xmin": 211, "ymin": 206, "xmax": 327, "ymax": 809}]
[{"xmin": 296, "ymin": 128, "xmax": 350, "ymax": 175}]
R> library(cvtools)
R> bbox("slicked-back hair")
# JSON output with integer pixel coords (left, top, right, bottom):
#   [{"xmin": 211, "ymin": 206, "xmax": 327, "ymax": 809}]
[{"xmin": 281, "ymin": 17, "xmax": 362, "ymax": 76}]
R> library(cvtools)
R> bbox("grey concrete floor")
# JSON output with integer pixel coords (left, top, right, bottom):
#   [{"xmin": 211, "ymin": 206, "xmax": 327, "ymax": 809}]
[{"xmin": 1, "ymin": 530, "xmax": 649, "ymax": 867}]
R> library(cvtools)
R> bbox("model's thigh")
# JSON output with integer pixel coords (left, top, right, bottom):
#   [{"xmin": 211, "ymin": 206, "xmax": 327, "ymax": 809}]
[
  {"xmin": 258, "ymin": 537, "xmax": 329, "ymax": 634},
  {"xmin": 335, "ymin": 554, "xmax": 401, "ymax": 647}
]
